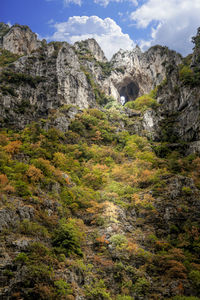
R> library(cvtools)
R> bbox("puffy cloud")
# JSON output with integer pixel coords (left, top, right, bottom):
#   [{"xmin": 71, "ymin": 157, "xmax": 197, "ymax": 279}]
[
  {"xmin": 50, "ymin": 16, "xmax": 135, "ymax": 59},
  {"xmin": 131, "ymin": 0, "xmax": 200, "ymax": 55},
  {"xmin": 94, "ymin": 0, "xmax": 138, "ymax": 7}
]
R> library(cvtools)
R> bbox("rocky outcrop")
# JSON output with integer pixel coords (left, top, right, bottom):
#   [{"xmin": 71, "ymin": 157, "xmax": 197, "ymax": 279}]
[
  {"xmin": 101, "ymin": 45, "xmax": 182, "ymax": 104},
  {"xmin": 0, "ymin": 200, "xmax": 35, "ymax": 232},
  {"xmin": 0, "ymin": 23, "xmax": 10, "ymax": 48},
  {"xmin": 75, "ymin": 38, "xmax": 107, "ymax": 63},
  {"xmin": 0, "ymin": 24, "xmax": 41, "ymax": 55},
  {"xmin": 1, "ymin": 22, "xmax": 200, "ymax": 149},
  {"xmin": 191, "ymin": 27, "xmax": 200, "ymax": 70},
  {"xmin": 142, "ymin": 59, "xmax": 200, "ymax": 143},
  {"xmin": 0, "ymin": 41, "xmax": 96, "ymax": 128}
]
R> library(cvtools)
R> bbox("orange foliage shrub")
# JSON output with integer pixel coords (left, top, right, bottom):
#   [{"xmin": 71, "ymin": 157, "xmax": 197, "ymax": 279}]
[
  {"xmin": 91, "ymin": 130, "xmax": 103, "ymax": 141},
  {"xmin": 166, "ymin": 260, "xmax": 187, "ymax": 279},
  {"xmin": 136, "ymin": 169, "xmax": 155, "ymax": 187},
  {"xmin": 0, "ymin": 174, "xmax": 14, "ymax": 193},
  {"xmin": 112, "ymin": 163, "xmax": 136, "ymax": 185},
  {"xmin": 127, "ymin": 240, "xmax": 139, "ymax": 253},
  {"xmin": 132, "ymin": 193, "xmax": 155, "ymax": 208},
  {"xmin": 34, "ymin": 158, "xmax": 62, "ymax": 181},
  {"xmin": 96, "ymin": 235, "xmax": 109, "ymax": 245},
  {"xmin": 26, "ymin": 165, "xmax": 44, "ymax": 182},
  {"xmin": 0, "ymin": 174, "xmax": 9, "ymax": 187},
  {"xmin": 33, "ymin": 284, "xmax": 55, "ymax": 299},
  {"xmin": 87, "ymin": 201, "xmax": 104, "ymax": 224},
  {"xmin": 166, "ymin": 248, "xmax": 185, "ymax": 261},
  {"xmin": 176, "ymin": 282, "xmax": 184, "ymax": 295},
  {"xmin": 4, "ymin": 140, "xmax": 22, "ymax": 155},
  {"xmin": 93, "ymin": 255, "xmax": 114, "ymax": 267},
  {"xmin": 155, "ymin": 240, "xmax": 170, "ymax": 251},
  {"xmin": 3, "ymin": 184, "xmax": 15, "ymax": 194},
  {"xmin": 87, "ymin": 201, "xmax": 104, "ymax": 214}
]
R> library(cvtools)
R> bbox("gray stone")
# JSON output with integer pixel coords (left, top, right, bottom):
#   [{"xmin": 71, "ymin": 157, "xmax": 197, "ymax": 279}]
[{"xmin": 1, "ymin": 24, "xmax": 40, "ymax": 55}]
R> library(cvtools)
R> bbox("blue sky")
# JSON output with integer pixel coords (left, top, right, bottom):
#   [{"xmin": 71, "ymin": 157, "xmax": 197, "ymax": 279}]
[{"xmin": 1, "ymin": 0, "xmax": 200, "ymax": 59}]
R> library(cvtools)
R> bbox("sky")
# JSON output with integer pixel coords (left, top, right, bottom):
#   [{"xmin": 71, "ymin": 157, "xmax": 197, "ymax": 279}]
[{"xmin": 1, "ymin": 0, "xmax": 200, "ymax": 60}]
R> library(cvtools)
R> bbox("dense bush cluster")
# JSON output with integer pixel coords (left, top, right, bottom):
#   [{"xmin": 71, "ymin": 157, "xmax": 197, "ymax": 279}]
[
  {"xmin": 0, "ymin": 106, "xmax": 200, "ymax": 299},
  {"xmin": 125, "ymin": 94, "xmax": 159, "ymax": 112}
]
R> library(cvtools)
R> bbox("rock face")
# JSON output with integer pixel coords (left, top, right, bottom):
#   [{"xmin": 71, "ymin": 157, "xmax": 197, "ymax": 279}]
[
  {"xmin": 191, "ymin": 27, "xmax": 200, "ymax": 70},
  {"xmin": 0, "ymin": 23, "xmax": 10, "ymax": 48},
  {"xmin": 1, "ymin": 22, "xmax": 200, "ymax": 149},
  {"xmin": 102, "ymin": 45, "xmax": 182, "ymax": 104},
  {"xmin": 74, "ymin": 38, "xmax": 107, "ymax": 63},
  {"xmin": 0, "ymin": 24, "xmax": 41, "ymax": 55},
  {"xmin": 0, "ymin": 41, "xmax": 96, "ymax": 128},
  {"xmin": 141, "ymin": 30, "xmax": 200, "ymax": 145}
]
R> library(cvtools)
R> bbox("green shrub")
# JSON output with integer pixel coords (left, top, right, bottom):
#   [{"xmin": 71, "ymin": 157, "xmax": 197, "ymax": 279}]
[
  {"xmin": 15, "ymin": 180, "xmax": 31, "ymax": 197},
  {"xmin": 125, "ymin": 94, "xmax": 159, "ymax": 112},
  {"xmin": 124, "ymin": 135, "xmax": 149, "ymax": 158},
  {"xmin": 52, "ymin": 218, "xmax": 84, "ymax": 257},
  {"xmin": 84, "ymin": 279, "xmax": 111, "ymax": 300},
  {"xmin": 189, "ymin": 270, "xmax": 200, "ymax": 289},
  {"xmin": 110, "ymin": 234, "xmax": 128, "ymax": 250},
  {"xmin": 98, "ymin": 61, "xmax": 113, "ymax": 76},
  {"xmin": 179, "ymin": 65, "xmax": 200, "ymax": 86},
  {"xmin": 26, "ymin": 263, "xmax": 53, "ymax": 285},
  {"xmin": 132, "ymin": 277, "xmax": 150, "ymax": 295},
  {"xmin": 0, "ymin": 70, "xmax": 44, "ymax": 88},
  {"xmin": 0, "ymin": 49, "xmax": 20, "ymax": 67},
  {"xmin": 54, "ymin": 279, "xmax": 73, "ymax": 297},
  {"xmin": 69, "ymin": 120, "xmax": 85, "ymax": 134},
  {"xmin": 19, "ymin": 219, "xmax": 49, "ymax": 238},
  {"xmin": 153, "ymin": 143, "xmax": 171, "ymax": 158},
  {"xmin": 182, "ymin": 186, "xmax": 192, "ymax": 195},
  {"xmin": 14, "ymin": 252, "xmax": 29, "ymax": 264}
]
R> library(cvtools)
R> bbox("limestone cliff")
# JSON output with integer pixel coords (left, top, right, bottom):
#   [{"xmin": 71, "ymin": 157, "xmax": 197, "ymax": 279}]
[
  {"xmin": 0, "ymin": 22, "xmax": 200, "ymax": 148},
  {"xmin": 74, "ymin": 38, "xmax": 107, "ymax": 63},
  {"xmin": 102, "ymin": 45, "xmax": 182, "ymax": 103},
  {"xmin": 0, "ymin": 24, "xmax": 41, "ymax": 55},
  {"xmin": 0, "ymin": 40, "xmax": 97, "ymax": 129},
  {"xmin": 141, "ymin": 28, "xmax": 200, "ymax": 148}
]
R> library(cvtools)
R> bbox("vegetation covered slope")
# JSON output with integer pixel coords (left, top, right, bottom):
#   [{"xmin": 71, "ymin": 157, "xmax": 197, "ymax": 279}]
[
  {"xmin": 0, "ymin": 105, "xmax": 200, "ymax": 300},
  {"xmin": 1, "ymin": 24, "xmax": 200, "ymax": 300}
]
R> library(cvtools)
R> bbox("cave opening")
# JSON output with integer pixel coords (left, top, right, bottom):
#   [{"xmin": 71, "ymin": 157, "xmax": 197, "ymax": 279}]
[{"xmin": 119, "ymin": 81, "xmax": 139, "ymax": 105}]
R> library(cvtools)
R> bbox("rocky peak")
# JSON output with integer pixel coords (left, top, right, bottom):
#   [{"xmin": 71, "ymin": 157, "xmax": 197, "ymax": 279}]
[
  {"xmin": 1, "ymin": 23, "xmax": 41, "ymax": 55},
  {"xmin": 103, "ymin": 45, "xmax": 182, "ymax": 104},
  {"xmin": 74, "ymin": 38, "xmax": 107, "ymax": 62}
]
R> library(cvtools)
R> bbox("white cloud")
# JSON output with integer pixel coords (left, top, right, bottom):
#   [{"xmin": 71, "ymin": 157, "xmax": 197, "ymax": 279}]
[
  {"xmin": 131, "ymin": 0, "xmax": 200, "ymax": 56},
  {"xmin": 64, "ymin": 0, "xmax": 82, "ymax": 5},
  {"xmin": 94, "ymin": 0, "xmax": 138, "ymax": 8},
  {"xmin": 47, "ymin": 19, "xmax": 54, "ymax": 25},
  {"xmin": 49, "ymin": 16, "xmax": 135, "ymax": 59}
]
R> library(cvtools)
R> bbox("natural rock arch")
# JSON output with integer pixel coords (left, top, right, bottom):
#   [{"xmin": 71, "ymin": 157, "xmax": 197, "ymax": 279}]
[{"xmin": 116, "ymin": 79, "xmax": 139, "ymax": 104}]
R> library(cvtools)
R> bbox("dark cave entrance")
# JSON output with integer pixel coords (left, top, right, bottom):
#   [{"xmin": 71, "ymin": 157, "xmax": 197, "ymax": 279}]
[{"xmin": 119, "ymin": 81, "xmax": 139, "ymax": 105}]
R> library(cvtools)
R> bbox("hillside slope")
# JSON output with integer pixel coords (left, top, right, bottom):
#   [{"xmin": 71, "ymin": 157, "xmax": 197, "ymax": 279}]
[{"xmin": 0, "ymin": 23, "xmax": 200, "ymax": 300}]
